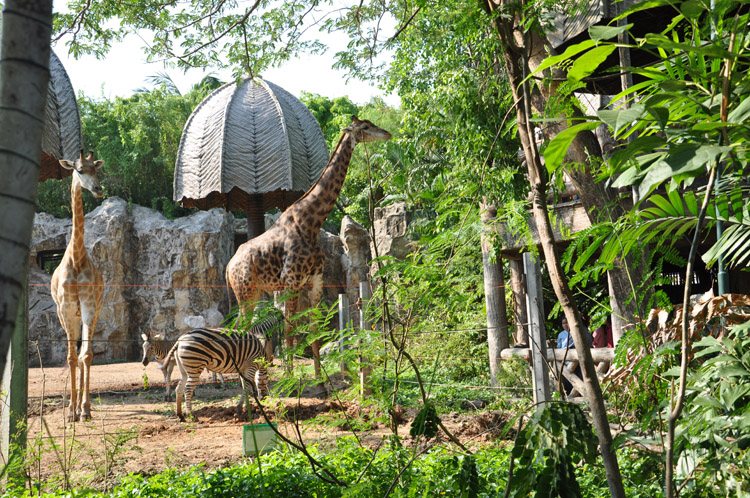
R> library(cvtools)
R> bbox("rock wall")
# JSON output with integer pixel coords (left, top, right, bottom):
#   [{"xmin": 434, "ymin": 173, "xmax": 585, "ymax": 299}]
[
  {"xmin": 371, "ymin": 202, "xmax": 412, "ymax": 262},
  {"xmin": 28, "ymin": 198, "xmax": 374, "ymax": 367},
  {"xmin": 29, "ymin": 198, "xmax": 234, "ymax": 366}
]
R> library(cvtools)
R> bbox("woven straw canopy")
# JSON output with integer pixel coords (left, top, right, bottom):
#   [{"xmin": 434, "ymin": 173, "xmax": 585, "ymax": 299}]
[
  {"xmin": 174, "ymin": 77, "xmax": 328, "ymax": 216},
  {"xmin": 39, "ymin": 50, "xmax": 83, "ymax": 182}
]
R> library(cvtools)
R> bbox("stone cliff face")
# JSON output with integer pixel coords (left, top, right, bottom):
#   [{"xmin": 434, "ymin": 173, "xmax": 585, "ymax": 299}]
[
  {"xmin": 28, "ymin": 198, "xmax": 395, "ymax": 367},
  {"xmin": 29, "ymin": 198, "xmax": 234, "ymax": 366}
]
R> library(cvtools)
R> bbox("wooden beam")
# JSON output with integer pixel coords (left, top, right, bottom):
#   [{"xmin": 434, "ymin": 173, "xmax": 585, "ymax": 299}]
[{"xmin": 501, "ymin": 347, "xmax": 615, "ymax": 362}]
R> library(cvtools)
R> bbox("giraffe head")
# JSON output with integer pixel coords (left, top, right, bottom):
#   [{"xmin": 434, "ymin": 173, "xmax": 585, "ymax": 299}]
[
  {"xmin": 59, "ymin": 150, "xmax": 104, "ymax": 198},
  {"xmin": 344, "ymin": 115, "xmax": 392, "ymax": 144}
]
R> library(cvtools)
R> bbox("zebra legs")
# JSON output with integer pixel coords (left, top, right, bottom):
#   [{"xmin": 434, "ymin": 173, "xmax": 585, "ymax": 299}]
[
  {"xmin": 161, "ymin": 362, "xmax": 174, "ymax": 401},
  {"xmin": 236, "ymin": 367, "xmax": 269, "ymax": 420},
  {"xmin": 175, "ymin": 372, "xmax": 200, "ymax": 422}
]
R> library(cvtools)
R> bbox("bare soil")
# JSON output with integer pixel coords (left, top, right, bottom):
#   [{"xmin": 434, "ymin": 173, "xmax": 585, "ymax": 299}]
[{"xmin": 24, "ymin": 361, "xmax": 513, "ymax": 491}]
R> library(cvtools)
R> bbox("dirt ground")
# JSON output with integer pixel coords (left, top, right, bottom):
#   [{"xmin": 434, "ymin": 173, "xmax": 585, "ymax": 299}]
[{"xmin": 24, "ymin": 361, "xmax": 512, "ymax": 491}]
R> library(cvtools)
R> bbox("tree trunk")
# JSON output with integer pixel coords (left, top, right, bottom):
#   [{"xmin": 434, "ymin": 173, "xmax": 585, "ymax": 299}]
[
  {"xmin": 0, "ymin": 0, "xmax": 53, "ymax": 381},
  {"xmin": 482, "ymin": 3, "xmax": 626, "ymax": 496},
  {"xmin": 521, "ymin": 26, "xmax": 649, "ymax": 340},
  {"xmin": 480, "ymin": 201, "xmax": 509, "ymax": 386}
]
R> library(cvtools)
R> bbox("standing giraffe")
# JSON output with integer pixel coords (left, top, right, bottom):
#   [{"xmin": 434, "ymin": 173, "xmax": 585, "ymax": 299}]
[
  {"xmin": 226, "ymin": 116, "xmax": 391, "ymax": 376},
  {"xmin": 51, "ymin": 150, "xmax": 104, "ymax": 422}
]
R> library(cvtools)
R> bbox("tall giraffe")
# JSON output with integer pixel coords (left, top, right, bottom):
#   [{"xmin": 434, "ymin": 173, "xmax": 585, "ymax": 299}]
[
  {"xmin": 226, "ymin": 116, "xmax": 391, "ymax": 376},
  {"xmin": 51, "ymin": 150, "xmax": 104, "ymax": 422}
]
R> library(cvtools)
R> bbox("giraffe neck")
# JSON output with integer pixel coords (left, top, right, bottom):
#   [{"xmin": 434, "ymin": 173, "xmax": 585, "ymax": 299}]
[
  {"xmin": 69, "ymin": 174, "xmax": 87, "ymax": 269},
  {"xmin": 292, "ymin": 132, "xmax": 356, "ymax": 238}
]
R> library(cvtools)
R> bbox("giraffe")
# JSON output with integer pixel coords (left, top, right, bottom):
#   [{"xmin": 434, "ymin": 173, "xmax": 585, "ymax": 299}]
[
  {"xmin": 50, "ymin": 150, "xmax": 104, "ymax": 422},
  {"xmin": 226, "ymin": 115, "xmax": 391, "ymax": 376}
]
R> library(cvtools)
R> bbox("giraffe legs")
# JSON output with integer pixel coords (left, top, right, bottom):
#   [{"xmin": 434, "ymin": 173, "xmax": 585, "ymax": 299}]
[
  {"xmin": 78, "ymin": 302, "xmax": 100, "ymax": 422},
  {"xmin": 282, "ymin": 294, "xmax": 299, "ymax": 372},
  {"xmin": 307, "ymin": 273, "xmax": 324, "ymax": 379},
  {"xmin": 57, "ymin": 305, "xmax": 82, "ymax": 423}
]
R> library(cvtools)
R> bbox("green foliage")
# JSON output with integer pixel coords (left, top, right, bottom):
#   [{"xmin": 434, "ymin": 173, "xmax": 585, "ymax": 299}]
[
  {"xmin": 541, "ymin": 0, "xmax": 750, "ymax": 282},
  {"xmin": 36, "ymin": 76, "xmax": 221, "ymax": 218},
  {"xmin": 409, "ymin": 403, "xmax": 440, "ymax": 439},
  {"xmin": 508, "ymin": 403, "xmax": 599, "ymax": 498},
  {"xmin": 675, "ymin": 323, "xmax": 750, "ymax": 495},
  {"xmin": 3, "ymin": 440, "xmax": 512, "ymax": 498}
]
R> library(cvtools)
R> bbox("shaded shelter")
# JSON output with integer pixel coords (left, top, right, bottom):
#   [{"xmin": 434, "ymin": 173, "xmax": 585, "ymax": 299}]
[{"xmin": 173, "ymin": 77, "xmax": 328, "ymax": 239}]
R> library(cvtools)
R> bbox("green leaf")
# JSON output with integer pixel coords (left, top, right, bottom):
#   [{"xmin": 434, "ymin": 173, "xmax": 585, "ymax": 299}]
[
  {"xmin": 543, "ymin": 121, "xmax": 601, "ymax": 172},
  {"xmin": 692, "ymin": 121, "xmax": 729, "ymax": 132},
  {"xmin": 410, "ymin": 403, "xmax": 440, "ymax": 438},
  {"xmin": 642, "ymin": 33, "xmax": 735, "ymax": 59},
  {"xmin": 614, "ymin": 0, "xmax": 676, "ymax": 19},
  {"xmin": 567, "ymin": 45, "xmax": 617, "ymax": 82},
  {"xmin": 649, "ymin": 194, "xmax": 679, "ymax": 217},
  {"xmin": 647, "ymin": 106, "xmax": 670, "ymax": 129},
  {"xmin": 715, "ymin": 365, "xmax": 750, "ymax": 378},
  {"xmin": 680, "ymin": 0, "xmax": 706, "ymax": 18},
  {"xmin": 684, "ymin": 191, "xmax": 699, "ymax": 215},
  {"xmin": 727, "ymin": 96, "xmax": 750, "ymax": 123},
  {"xmin": 598, "ymin": 104, "xmax": 646, "ymax": 136},
  {"xmin": 531, "ymin": 40, "xmax": 597, "ymax": 77},
  {"xmin": 637, "ymin": 144, "xmax": 730, "ymax": 198},
  {"xmin": 668, "ymin": 188, "xmax": 685, "ymax": 216},
  {"xmin": 588, "ymin": 24, "xmax": 633, "ymax": 42}
]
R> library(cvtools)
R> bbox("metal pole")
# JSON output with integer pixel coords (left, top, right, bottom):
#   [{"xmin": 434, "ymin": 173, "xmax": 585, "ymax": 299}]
[
  {"xmin": 338, "ymin": 293, "xmax": 350, "ymax": 374},
  {"xmin": 709, "ymin": 0, "xmax": 729, "ymax": 295},
  {"xmin": 358, "ymin": 282, "xmax": 372, "ymax": 397},
  {"xmin": 524, "ymin": 253, "xmax": 550, "ymax": 408}
]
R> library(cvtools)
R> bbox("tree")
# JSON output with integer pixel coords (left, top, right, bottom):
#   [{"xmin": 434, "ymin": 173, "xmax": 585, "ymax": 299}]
[
  {"xmin": 0, "ymin": 0, "xmax": 53, "ymax": 388},
  {"xmin": 539, "ymin": 3, "xmax": 750, "ymax": 494},
  {"xmin": 478, "ymin": 1, "xmax": 627, "ymax": 496}
]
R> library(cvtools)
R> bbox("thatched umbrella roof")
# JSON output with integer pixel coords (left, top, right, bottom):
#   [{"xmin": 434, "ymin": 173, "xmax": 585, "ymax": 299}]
[
  {"xmin": 174, "ymin": 77, "xmax": 328, "ymax": 236},
  {"xmin": 39, "ymin": 49, "xmax": 83, "ymax": 182}
]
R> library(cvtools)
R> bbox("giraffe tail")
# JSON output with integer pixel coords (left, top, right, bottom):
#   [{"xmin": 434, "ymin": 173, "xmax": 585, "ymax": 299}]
[{"xmin": 224, "ymin": 265, "xmax": 234, "ymax": 328}]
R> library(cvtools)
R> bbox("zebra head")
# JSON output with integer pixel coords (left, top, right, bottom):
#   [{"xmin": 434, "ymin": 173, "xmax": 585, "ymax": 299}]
[{"xmin": 141, "ymin": 330, "xmax": 158, "ymax": 366}]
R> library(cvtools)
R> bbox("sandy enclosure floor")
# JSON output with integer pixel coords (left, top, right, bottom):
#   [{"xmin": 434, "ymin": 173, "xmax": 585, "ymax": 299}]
[{"xmin": 23, "ymin": 361, "xmax": 512, "ymax": 491}]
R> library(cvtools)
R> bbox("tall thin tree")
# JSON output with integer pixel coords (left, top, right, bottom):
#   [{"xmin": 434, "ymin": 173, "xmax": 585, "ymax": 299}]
[{"xmin": 0, "ymin": 0, "xmax": 53, "ymax": 378}]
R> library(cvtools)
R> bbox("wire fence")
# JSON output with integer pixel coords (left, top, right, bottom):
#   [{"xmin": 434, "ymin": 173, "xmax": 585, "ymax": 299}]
[{"xmin": 21, "ymin": 275, "xmax": 538, "ymax": 449}]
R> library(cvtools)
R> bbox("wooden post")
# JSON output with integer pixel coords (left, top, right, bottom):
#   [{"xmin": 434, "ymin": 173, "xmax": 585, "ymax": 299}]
[
  {"xmin": 245, "ymin": 194, "xmax": 265, "ymax": 240},
  {"xmin": 524, "ymin": 252, "xmax": 550, "ymax": 407},
  {"xmin": 607, "ymin": 274, "xmax": 625, "ymax": 347},
  {"xmin": 338, "ymin": 293, "xmax": 350, "ymax": 374},
  {"xmin": 480, "ymin": 201, "xmax": 509, "ymax": 387},
  {"xmin": 358, "ymin": 282, "xmax": 372, "ymax": 397},
  {"xmin": 509, "ymin": 258, "xmax": 528, "ymax": 345},
  {"xmin": 1, "ymin": 268, "xmax": 28, "ymax": 484}
]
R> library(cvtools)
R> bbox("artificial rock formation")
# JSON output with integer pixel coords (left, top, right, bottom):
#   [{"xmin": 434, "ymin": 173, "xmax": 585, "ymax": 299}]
[
  {"xmin": 29, "ymin": 198, "xmax": 234, "ymax": 366},
  {"xmin": 28, "ymin": 198, "xmax": 368, "ymax": 367}
]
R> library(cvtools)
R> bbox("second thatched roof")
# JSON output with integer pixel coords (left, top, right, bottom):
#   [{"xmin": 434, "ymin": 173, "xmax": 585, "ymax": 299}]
[{"xmin": 173, "ymin": 77, "xmax": 328, "ymax": 212}]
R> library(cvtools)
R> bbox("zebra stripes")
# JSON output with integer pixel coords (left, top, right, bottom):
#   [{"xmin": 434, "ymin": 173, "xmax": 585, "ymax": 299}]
[
  {"xmin": 168, "ymin": 327, "xmax": 269, "ymax": 421},
  {"xmin": 142, "ymin": 330, "xmax": 228, "ymax": 401},
  {"xmin": 141, "ymin": 331, "xmax": 177, "ymax": 401}
]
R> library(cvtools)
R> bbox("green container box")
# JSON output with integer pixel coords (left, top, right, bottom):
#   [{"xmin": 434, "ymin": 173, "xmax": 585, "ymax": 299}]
[{"xmin": 242, "ymin": 423, "xmax": 277, "ymax": 455}]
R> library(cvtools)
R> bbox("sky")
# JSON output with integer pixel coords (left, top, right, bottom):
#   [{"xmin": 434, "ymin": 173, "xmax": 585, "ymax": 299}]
[{"xmin": 51, "ymin": 5, "xmax": 400, "ymax": 107}]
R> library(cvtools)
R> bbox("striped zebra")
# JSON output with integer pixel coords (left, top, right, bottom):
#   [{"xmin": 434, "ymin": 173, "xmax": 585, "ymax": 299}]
[
  {"xmin": 141, "ymin": 331, "xmax": 227, "ymax": 401},
  {"xmin": 167, "ymin": 327, "xmax": 269, "ymax": 421},
  {"xmin": 141, "ymin": 331, "xmax": 177, "ymax": 401}
]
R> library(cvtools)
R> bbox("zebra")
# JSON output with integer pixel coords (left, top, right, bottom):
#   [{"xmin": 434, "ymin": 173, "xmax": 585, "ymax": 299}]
[
  {"xmin": 141, "ymin": 331, "xmax": 177, "ymax": 401},
  {"xmin": 166, "ymin": 327, "xmax": 269, "ymax": 421},
  {"xmin": 141, "ymin": 330, "xmax": 227, "ymax": 401}
]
